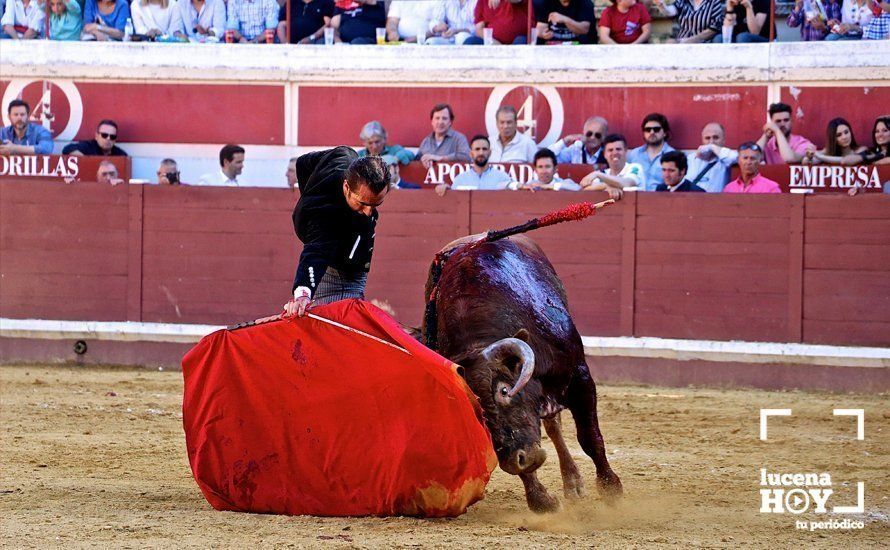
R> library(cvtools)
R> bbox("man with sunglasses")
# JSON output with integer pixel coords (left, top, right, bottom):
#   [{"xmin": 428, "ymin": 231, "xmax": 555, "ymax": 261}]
[
  {"xmin": 283, "ymin": 147, "xmax": 390, "ymax": 318},
  {"xmin": 62, "ymin": 120, "xmax": 128, "ymax": 157},
  {"xmin": 627, "ymin": 112, "xmax": 675, "ymax": 191},
  {"xmin": 549, "ymin": 116, "xmax": 609, "ymax": 169},
  {"xmin": 723, "ymin": 142, "xmax": 781, "ymax": 193}
]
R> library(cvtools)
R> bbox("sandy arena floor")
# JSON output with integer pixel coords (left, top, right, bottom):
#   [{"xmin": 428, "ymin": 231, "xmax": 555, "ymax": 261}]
[{"xmin": 1, "ymin": 364, "xmax": 887, "ymax": 548}]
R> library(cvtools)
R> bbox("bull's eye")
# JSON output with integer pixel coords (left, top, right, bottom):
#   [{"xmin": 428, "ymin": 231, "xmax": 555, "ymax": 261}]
[{"xmin": 500, "ymin": 387, "xmax": 509, "ymax": 397}]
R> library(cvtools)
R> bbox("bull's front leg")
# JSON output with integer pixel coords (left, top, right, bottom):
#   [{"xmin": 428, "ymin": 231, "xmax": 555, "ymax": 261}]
[
  {"xmin": 566, "ymin": 365, "xmax": 622, "ymax": 499},
  {"xmin": 542, "ymin": 413, "xmax": 586, "ymax": 499},
  {"xmin": 518, "ymin": 470, "xmax": 560, "ymax": 513}
]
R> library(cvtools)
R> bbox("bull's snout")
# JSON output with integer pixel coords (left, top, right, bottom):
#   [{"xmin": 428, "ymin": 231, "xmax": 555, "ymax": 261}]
[{"xmin": 501, "ymin": 444, "xmax": 547, "ymax": 475}]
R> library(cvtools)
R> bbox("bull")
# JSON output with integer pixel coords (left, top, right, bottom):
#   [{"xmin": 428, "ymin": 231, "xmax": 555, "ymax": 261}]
[{"xmin": 422, "ymin": 234, "xmax": 622, "ymax": 512}]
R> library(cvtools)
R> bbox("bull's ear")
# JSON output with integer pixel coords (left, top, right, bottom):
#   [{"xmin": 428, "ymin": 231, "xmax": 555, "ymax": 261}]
[{"xmin": 512, "ymin": 328, "xmax": 531, "ymax": 343}]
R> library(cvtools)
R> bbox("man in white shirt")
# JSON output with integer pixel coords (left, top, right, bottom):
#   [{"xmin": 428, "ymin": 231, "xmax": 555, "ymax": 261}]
[
  {"xmin": 1, "ymin": 0, "xmax": 44, "ymax": 38},
  {"xmin": 488, "ymin": 105, "xmax": 538, "ymax": 163},
  {"xmin": 686, "ymin": 122, "xmax": 738, "ymax": 193},
  {"xmin": 385, "ymin": 0, "xmax": 439, "ymax": 42},
  {"xmin": 511, "ymin": 149, "xmax": 580, "ymax": 191},
  {"xmin": 579, "ymin": 133, "xmax": 645, "ymax": 200},
  {"xmin": 198, "ymin": 144, "xmax": 244, "ymax": 187}
]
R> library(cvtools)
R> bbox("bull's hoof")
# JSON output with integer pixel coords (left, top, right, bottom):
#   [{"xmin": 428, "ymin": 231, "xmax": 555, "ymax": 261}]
[
  {"xmin": 597, "ymin": 472, "xmax": 623, "ymax": 503},
  {"xmin": 563, "ymin": 476, "xmax": 587, "ymax": 500},
  {"xmin": 527, "ymin": 491, "xmax": 561, "ymax": 514}
]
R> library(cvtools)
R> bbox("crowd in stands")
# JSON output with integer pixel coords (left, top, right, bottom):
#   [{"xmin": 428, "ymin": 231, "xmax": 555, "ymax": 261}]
[
  {"xmin": 2, "ymin": 0, "xmax": 888, "ymax": 42},
  {"xmin": 3, "ymin": 98, "xmax": 888, "ymax": 194}
]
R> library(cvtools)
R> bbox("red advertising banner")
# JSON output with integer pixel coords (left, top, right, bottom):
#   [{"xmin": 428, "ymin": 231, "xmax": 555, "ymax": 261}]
[
  {"xmin": 0, "ymin": 80, "xmax": 285, "ymax": 145},
  {"xmin": 0, "ymin": 155, "xmax": 132, "ymax": 182}
]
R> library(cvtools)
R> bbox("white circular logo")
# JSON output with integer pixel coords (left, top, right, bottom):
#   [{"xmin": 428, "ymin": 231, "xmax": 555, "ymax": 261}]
[
  {"xmin": 784, "ymin": 489, "xmax": 811, "ymax": 514},
  {"xmin": 2, "ymin": 79, "xmax": 83, "ymax": 141},
  {"xmin": 485, "ymin": 85, "xmax": 564, "ymax": 148}
]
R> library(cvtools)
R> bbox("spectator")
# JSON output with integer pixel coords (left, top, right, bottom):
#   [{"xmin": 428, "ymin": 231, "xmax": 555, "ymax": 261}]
[
  {"xmin": 198, "ymin": 144, "xmax": 244, "ymax": 186},
  {"xmin": 286, "ymin": 156, "xmax": 299, "ymax": 191},
  {"xmin": 818, "ymin": 116, "xmax": 889, "ymax": 166},
  {"xmin": 656, "ymin": 151, "xmax": 706, "ymax": 192},
  {"xmin": 787, "ymin": 0, "xmax": 841, "ymax": 41},
  {"xmin": 97, "ymin": 160, "xmax": 125, "ymax": 186},
  {"xmin": 382, "ymin": 154, "xmax": 421, "ymax": 189},
  {"xmin": 450, "ymin": 135, "xmax": 512, "ymax": 190},
  {"xmin": 579, "ymin": 133, "xmax": 645, "ymax": 200},
  {"xmin": 803, "ymin": 117, "xmax": 867, "ymax": 165},
  {"xmin": 427, "ymin": 0, "xmax": 477, "ymax": 44},
  {"xmin": 489, "ymin": 105, "xmax": 538, "ymax": 163},
  {"xmin": 825, "ymin": 0, "xmax": 873, "ymax": 39},
  {"xmin": 62, "ymin": 120, "xmax": 128, "ymax": 156},
  {"xmin": 653, "ymin": 0, "xmax": 724, "ymax": 43},
  {"xmin": 157, "ymin": 158, "xmax": 182, "ymax": 185},
  {"xmin": 83, "ymin": 0, "xmax": 130, "ymax": 41},
  {"xmin": 386, "ymin": 0, "xmax": 438, "ymax": 42},
  {"xmin": 756, "ymin": 102, "xmax": 815, "ymax": 164},
  {"xmin": 1, "ymin": 0, "xmax": 44, "ymax": 38},
  {"xmin": 0, "ymin": 100, "xmax": 53, "ymax": 155},
  {"xmin": 512, "ymin": 148, "xmax": 581, "ymax": 190},
  {"xmin": 715, "ymin": 0, "xmax": 774, "ymax": 42},
  {"xmin": 723, "ymin": 142, "xmax": 781, "ymax": 193},
  {"xmin": 597, "ymin": 0, "xmax": 651, "ymax": 44},
  {"xmin": 276, "ymin": 0, "xmax": 332, "ymax": 43},
  {"xmin": 627, "ymin": 113, "xmax": 675, "ymax": 191},
  {"xmin": 535, "ymin": 0, "xmax": 596, "ymax": 44},
  {"xmin": 464, "ymin": 0, "xmax": 532, "ymax": 45},
  {"xmin": 687, "ymin": 122, "xmax": 737, "ymax": 193},
  {"xmin": 415, "ymin": 103, "xmax": 471, "ymax": 168},
  {"xmin": 357, "ymin": 121, "xmax": 414, "ymax": 164},
  {"xmin": 331, "ymin": 0, "xmax": 386, "ymax": 44},
  {"xmin": 228, "ymin": 0, "xmax": 279, "ymax": 42},
  {"xmin": 131, "ymin": 0, "xmax": 179, "ymax": 37},
  {"xmin": 49, "ymin": 0, "xmax": 83, "ymax": 40},
  {"xmin": 862, "ymin": 1, "xmax": 889, "ymax": 40},
  {"xmin": 549, "ymin": 115, "xmax": 608, "ymax": 168},
  {"xmin": 174, "ymin": 0, "xmax": 226, "ymax": 40}
]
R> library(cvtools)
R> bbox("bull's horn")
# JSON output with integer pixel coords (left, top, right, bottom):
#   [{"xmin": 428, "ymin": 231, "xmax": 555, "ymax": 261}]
[{"xmin": 481, "ymin": 337, "xmax": 535, "ymax": 397}]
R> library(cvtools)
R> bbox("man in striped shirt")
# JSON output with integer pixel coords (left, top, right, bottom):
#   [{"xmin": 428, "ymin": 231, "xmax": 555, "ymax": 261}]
[{"xmin": 653, "ymin": 0, "xmax": 724, "ymax": 43}]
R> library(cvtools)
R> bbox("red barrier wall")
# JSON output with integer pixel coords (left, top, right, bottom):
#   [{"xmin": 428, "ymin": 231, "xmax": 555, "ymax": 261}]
[{"xmin": 2, "ymin": 181, "xmax": 888, "ymax": 346}]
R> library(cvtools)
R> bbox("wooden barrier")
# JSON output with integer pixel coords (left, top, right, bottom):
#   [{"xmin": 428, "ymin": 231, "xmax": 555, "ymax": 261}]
[{"xmin": 1, "ymin": 180, "xmax": 888, "ymax": 347}]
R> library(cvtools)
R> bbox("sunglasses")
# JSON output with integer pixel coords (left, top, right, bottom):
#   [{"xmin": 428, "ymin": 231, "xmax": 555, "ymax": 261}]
[
  {"xmin": 585, "ymin": 131, "xmax": 603, "ymax": 139},
  {"xmin": 739, "ymin": 144, "xmax": 762, "ymax": 152},
  {"xmin": 99, "ymin": 132, "xmax": 118, "ymax": 140},
  {"xmin": 643, "ymin": 126, "xmax": 663, "ymax": 133}
]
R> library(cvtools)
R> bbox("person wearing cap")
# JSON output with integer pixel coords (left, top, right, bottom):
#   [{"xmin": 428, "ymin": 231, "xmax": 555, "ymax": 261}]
[
  {"xmin": 282, "ymin": 148, "xmax": 391, "ymax": 318},
  {"xmin": 723, "ymin": 142, "xmax": 781, "ymax": 193},
  {"xmin": 382, "ymin": 154, "xmax": 421, "ymax": 189}
]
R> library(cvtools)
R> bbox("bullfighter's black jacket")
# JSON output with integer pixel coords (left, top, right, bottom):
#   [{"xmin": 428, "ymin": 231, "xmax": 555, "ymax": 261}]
[{"xmin": 291, "ymin": 146, "xmax": 377, "ymax": 296}]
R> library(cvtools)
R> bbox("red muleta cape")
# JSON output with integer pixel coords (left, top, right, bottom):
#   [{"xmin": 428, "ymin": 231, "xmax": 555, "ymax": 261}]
[{"xmin": 181, "ymin": 299, "xmax": 497, "ymax": 517}]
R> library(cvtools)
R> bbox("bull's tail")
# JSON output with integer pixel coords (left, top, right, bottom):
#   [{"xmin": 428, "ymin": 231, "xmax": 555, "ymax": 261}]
[{"xmin": 423, "ymin": 199, "xmax": 615, "ymax": 349}]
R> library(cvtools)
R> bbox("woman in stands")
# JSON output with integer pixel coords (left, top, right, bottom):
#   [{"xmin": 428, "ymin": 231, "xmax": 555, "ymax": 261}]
[
  {"xmin": 652, "ymin": 0, "xmax": 724, "ymax": 43},
  {"xmin": 825, "ymin": 0, "xmax": 873, "ymax": 39},
  {"xmin": 131, "ymin": 0, "xmax": 180, "ymax": 38},
  {"xmin": 803, "ymin": 117, "xmax": 867, "ymax": 165},
  {"xmin": 83, "ymin": 0, "xmax": 130, "ymax": 40},
  {"xmin": 810, "ymin": 116, "xmax": 889, "ymax": 166},
  {"xmin": 49, "ymin": 0, "xmax": 84, "ymax": 40}
]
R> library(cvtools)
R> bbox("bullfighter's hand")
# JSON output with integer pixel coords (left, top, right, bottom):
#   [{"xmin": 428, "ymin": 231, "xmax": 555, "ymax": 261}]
[{"xmin": 283, "ymin": 296, "xmax": 312, "ymax": 318}]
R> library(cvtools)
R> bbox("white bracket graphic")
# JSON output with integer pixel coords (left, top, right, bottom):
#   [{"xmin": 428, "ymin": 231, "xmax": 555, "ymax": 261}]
[
  {"xmin": 760, "ymin": 409, "xmax": 792, "ymax": 441},
  {"xmin": 833, "ymin": 409, "xmax": 865, "ymax": 440},
  {"xmin": 833, "ymin": 482, "xmax": 865, "ymax": 514}
]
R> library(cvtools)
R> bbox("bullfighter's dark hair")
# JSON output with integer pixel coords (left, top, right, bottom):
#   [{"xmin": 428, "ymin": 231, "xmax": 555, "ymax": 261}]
[
  {"xmin": 219, "ymin": 144, "xmax": 245, "ymax": 167},
  {"xmin": 7, "ymin": 99, "xmax": 30, "ymax": 115},
  {"xmin": 346, "ymin": 155, "xmax": 390, "ymax": 194},
  {"xmin": 97, "ymin": 119, "xmax": 119, "ymax": 131},
  {"xmin": 660, "ymin": 150, "xmax": 687, "ymax": 173}
]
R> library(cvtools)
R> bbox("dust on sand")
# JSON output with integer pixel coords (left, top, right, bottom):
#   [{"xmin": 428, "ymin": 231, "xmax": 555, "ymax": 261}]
[{"xmin": 1, "ymin": 365, "xmax": 887, "ymax": 548}]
